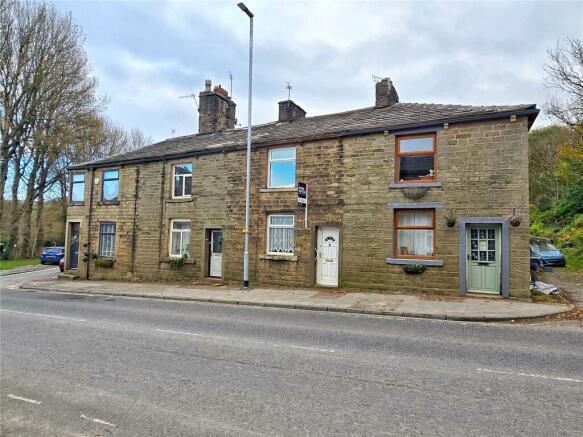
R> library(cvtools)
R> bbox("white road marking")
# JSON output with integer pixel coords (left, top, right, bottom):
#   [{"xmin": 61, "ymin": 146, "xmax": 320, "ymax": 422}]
[
  {"xmin": 7, "ymin": 394, "xmax": 41, "ymax": 405},
  {"xmin": 0, "ymin": 309, "xmax": 86, "ymax": 322},
  {"xmin": 155, "ymin": 328, "xmax": 203, "ymax": 337},
  {"xmin": 156, "ymin": 328, "xmax": 336, "ymax": 353},
  {"xmin": 80, "ymin": 414, "xmax": 116, "ymax": 427},
  {"xmin": 278, "ymin": 344, "xmax": 336, "ymax": 353},
  {"xmin": 476, "ymin": 368, "xmax": 582, "ymax": 383}
]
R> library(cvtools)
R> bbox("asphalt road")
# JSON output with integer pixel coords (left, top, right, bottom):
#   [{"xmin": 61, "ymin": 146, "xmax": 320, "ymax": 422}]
[{"xmin": 1, "ymin": 271, "xmax": 582, "ymax": 436}]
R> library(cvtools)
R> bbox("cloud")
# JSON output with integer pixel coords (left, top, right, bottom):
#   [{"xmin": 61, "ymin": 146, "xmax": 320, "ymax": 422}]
[{"xmin": 54, "ymin": 0, "xmax": 583, "ymax": 141}]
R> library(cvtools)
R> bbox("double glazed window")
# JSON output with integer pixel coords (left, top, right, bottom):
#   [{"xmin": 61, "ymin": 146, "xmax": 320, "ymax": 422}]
[
  {"xmin": 173, "ymin": 163, "xmax": 192, "ymax": 198},
  {"xmin": 70, "ymin": 173, "xmax": 85, "ymax": 202},
  {"xmin": 170, "ymin": 220, "xmax": 191, "ymax": 257},
  {"xmin": 102, "ymin": 169, "xmax": 119, "ymax": 202},
  {"xmin": 396, "ymin": 134, "xmax": 436, "ymax": 183},
  {"xmin": 267, "ymin": 214, "xmax": 294, "ymax": 254},
  {"xmin": 99, "ymin": 223, "xmax": 116, "ymax": 258},
  {"xmin": 394, "ymin": 210, "xmax": 435, "ymax": 258},
  {"xmin": 268, "ymin": 147, "xmax": 296, "ymax": 188}
]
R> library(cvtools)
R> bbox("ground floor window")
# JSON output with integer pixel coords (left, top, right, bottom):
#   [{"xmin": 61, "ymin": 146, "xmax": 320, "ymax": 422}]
[
  {"xmin": 170, "ymin": 220, "xmax": 191, "ymax": 257},
  {"xmin": 267, "ymin": 214, "xmax": 294, "ymax": 254},
  {"xmin": 394, "ymin": 209, "xmax": 435, "ymax": 258},
  {"xmin": 99, "ymin": 222, "xmax": 116, "ymax": 258}
]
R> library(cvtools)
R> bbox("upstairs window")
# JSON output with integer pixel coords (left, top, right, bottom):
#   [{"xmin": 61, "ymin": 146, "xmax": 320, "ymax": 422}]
[
  {"xmin": 395, "ymin": 209, "xmax": 435, "ymax": 258},
  {"xmin": 396, "ymin": 134, "xmax": 436, "ymax": 183},
  {"xmin": 268, "ymin": 147, "xmax": 296, "ymax": 188},
  {"xmin": 70, "ymin": 173, "xmax": 85, "ymax": 202},
  {"xmin": 173, "ymin": 163, "xmax": 192, "ymax": 198},
  {"xmin": 99, "ymin": 223, "xmax": 116, "ymax": 258},
  {"xmin": 267, "ymin": 214, "xmax": 294, "ymax": 254},
  {"xmin": 102, "ymin": 169, "xmax": 119, "ymax": 202},
  {"xmin": 170, "ymin": 220, "xmax": 191, "ymax": 257}
]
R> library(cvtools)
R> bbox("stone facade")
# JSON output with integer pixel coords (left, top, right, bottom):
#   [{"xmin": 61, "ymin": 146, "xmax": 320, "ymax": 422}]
[{"xmin": 65, "ymin": 116, "xmax": 532, "ymax": 298}]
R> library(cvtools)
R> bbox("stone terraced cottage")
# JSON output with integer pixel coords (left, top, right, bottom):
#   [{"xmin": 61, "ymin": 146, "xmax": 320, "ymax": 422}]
[{"xmin": 65, "ymin": 78, "xmax": 539, "ymax": 298}]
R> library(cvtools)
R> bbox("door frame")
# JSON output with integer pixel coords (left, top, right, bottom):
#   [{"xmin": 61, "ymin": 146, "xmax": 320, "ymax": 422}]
[
  {"xmin": 459, "ymin": 218, "xmax": 510, "ymax": 298},
  {"xmin": 315, "ymin": 226, "xmax": 341, "ymax": 287},
  {"xmin": 209, "ymin": 229, "xmax": 223, "ymax": 278},
  {"xmin": 203, "ymin": 227, "xmax": 224, "ymax": 278},
  {"xmin": 65, "ymin": 218, "xmax": 83, "ymax": 271}
]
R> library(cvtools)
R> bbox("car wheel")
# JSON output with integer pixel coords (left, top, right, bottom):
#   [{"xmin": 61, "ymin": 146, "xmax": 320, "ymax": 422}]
[{"xmin": 40, "ymin": 260, "xmax": 45, "ymax": 264}]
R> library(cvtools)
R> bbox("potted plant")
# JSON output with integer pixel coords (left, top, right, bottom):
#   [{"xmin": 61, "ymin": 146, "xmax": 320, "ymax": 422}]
[
  {"xmin": 94, "ymin": 258, "xmax": 115, "ymax": 268},
  {"xmin": 403, "ymin": 264, "xmax": 426, "ymax": 274},
  {"xmin": 169, "ymin": 253, "xmax": 188, "ymax": 269},
  {"xmin": 505, "ymin": 208, "xmax": 522, "ymax": 227}
]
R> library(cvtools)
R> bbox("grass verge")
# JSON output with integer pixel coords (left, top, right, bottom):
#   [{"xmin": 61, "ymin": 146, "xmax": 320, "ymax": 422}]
[{"xmin": 0, "ymin": 258, "xmax": 41, "ymax": 270}]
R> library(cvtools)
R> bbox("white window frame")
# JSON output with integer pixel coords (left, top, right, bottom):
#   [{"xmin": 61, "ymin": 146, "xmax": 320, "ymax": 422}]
[
  {"xmin": 169, "ymin": 219, "xmax": 191, "ymax": 258},
  {"xmin": 268, "ymin": 147, "xmax": 296, "ymax": 188},
  {"xmin": 266, "ymin": 214, "xmax": 295, "ymax": 255},
  {"xmin": 98, "ymin": 222, "xmax": 116, "ymax": 258},
  {"xmin": 70, "ymin": 172, "xmax": 85, "ymax": 202},
  {"xmin": 172, "ymin": 163, "xmax": 193, "ymax": 199}
]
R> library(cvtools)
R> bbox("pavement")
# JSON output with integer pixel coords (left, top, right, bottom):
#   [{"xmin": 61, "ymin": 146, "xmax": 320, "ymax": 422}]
[
  {"xmin": 1, "ymin": 285, "xmax": 582, "ymax": 436},
  {"xmin": 15, "ymin": 274, "xmax": 573, "ymax": 321}
]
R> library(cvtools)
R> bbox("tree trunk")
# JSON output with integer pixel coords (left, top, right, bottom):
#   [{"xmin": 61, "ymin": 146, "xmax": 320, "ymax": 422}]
[
  {"xmin": 32, "ymin": 193, "xmax": 44, "ymax": 256},
  {"xmin": 7, "ymin": 152, "xmax": 23, "ymax": 259}
]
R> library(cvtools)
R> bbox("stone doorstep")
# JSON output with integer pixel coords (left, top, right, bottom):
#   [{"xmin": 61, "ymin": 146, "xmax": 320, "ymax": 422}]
[{"xmin": 17, "ymin": 281, "xmax": 573, "ymax": 323}]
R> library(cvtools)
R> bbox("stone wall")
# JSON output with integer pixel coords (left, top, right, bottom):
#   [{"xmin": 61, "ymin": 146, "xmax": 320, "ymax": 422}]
[{"xmin": 65, "ymin": 116, "xmax": 531, "ymax": 297}]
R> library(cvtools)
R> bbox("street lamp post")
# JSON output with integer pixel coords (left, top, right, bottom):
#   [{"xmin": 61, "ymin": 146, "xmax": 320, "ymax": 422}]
[{"xmin": 238, "ymin": 2, "xmax": 253, "ymax": 289}]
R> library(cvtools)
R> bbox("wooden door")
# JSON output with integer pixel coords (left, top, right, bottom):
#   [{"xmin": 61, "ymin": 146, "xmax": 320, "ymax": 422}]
[{"xmin": 466, "ymin": 224, "xmax": 501, "ymax": 294}]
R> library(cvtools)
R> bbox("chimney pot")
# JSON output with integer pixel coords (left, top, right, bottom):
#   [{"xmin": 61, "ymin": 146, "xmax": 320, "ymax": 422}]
[
  {"xmin": 375, "ymin": 77, "xmax": 399, "ymax": 108},
  {"xmin": 204, "ymin": 79, "xmax": 212, "ymax": 92}
]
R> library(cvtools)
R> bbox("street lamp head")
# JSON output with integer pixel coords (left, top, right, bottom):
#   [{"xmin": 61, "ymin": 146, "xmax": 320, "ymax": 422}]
[{"xmin": 237, "ymin": 2, "xmax": 254, "ymax": 18}]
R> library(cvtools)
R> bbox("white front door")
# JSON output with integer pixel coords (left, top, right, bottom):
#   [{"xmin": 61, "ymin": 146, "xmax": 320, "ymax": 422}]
[
  {"xmin": 209, "ymin": 230, "xmax": 223, "ymax": 277},
  {"xmin": 317, "ymin": 227, "xmax": 340, "ymax": 287}
]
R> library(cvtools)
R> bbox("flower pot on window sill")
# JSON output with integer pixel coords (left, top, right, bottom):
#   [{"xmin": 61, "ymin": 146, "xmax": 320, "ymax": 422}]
[
  {"xmin": 94, "ymin": 258, "xmax": 115, "ymax": 268},
  {"xmin": 403, "ymin": 264, "xmax": 426, "ymax": 274}
]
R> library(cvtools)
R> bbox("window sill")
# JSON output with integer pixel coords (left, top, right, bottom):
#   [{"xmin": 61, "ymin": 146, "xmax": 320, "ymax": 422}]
[
  {"xmin": 385, "ymin": 258, "xmax": 444, "ymax": 267},
  {"xmin": 68, "ymin": 201, "xmax": 85, "ymax": 206},
  {"xmin": 259, "ymin": 254, "xmax": 298, "ymax": 261},
  {"xmin": 167, "ymin": 197, "xmax": 193, "ymax": 203},
  {"xmin": 97, "ymin": 200, "xmax": 120, "ymax": 206},
  {"xmin": 389, "ymin": 182, "xmax": 442, "ymax": 189},
  {"xmin": 160, "ymin": 256, "xmax": 195, "ymax": 264},
  {"xmin": 259, "ymin": 187, "xmax": 296, "ymax": 193}
]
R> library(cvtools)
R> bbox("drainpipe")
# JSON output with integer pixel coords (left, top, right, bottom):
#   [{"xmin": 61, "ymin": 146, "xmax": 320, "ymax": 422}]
[
  {"xmin": 157, "ymin": 160, "xmax": 167, "ymax": 261},
  {"xmin": 131, "ymin": 166, "xmax": 140, "ymax": 276},
  {"xmin": 86, "ymin": 167, "xmax": 95, "ymax": 280}
]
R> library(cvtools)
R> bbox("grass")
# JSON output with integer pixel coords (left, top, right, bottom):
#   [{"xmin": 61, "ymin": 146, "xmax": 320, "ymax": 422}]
[
  {"xmin": 0, "ymin": 258, "xmax": 41, "ymax": 271},
  {"xmin": 563, "ymin": 248, "xmax": 583, "ymax": 271}
]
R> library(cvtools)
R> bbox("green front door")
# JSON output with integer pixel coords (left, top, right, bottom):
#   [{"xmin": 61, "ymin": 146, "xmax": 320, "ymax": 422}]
[{"xmin": 466, "ymin": 224, "xmax": 501, "ymax": 294}]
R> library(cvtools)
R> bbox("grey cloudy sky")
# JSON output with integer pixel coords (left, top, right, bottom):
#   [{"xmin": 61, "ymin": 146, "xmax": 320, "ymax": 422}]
[{"xmin": 54, "ymin": 0, "xmax": 582, "ymax": 142}]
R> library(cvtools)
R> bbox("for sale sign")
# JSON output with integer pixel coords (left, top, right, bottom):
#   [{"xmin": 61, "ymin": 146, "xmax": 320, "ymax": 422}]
[{"xmin": 297, "ymin": 182, "xmax": 307, "ymax": 207}]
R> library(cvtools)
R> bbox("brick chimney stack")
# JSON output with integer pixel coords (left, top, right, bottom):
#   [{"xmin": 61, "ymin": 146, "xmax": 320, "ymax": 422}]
[
  {"xmin": 375, "ymin": 77, "xmax": 399, "ymax": 108},
  {"xmin": 198, "ymin": 79, "xmax": 237, "ymax": 135},
  {"xmin": 278, "ymin": 100, "xmax": 306, "ymax": 122}
]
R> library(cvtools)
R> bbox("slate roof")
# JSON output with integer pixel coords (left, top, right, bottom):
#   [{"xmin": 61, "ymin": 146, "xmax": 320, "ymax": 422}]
[{"xmin": 70, "ymin": 102, "xmax": 538, "ymax": 169}]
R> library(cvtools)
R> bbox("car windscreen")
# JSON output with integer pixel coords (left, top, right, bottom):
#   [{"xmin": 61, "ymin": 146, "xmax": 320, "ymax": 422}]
[
  {"xmin": 532, "ymin": 242, "xmax": 558, "ymax": 251},
  {"xmin": 45, "ymin": 247, "xmax": 64, "ymax": 254}
]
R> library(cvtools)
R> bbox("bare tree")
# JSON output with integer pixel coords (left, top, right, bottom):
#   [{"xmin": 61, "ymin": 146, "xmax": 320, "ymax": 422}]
[{"xmin": 544, "ymin": 37, "xmax": 583, "ymax": 127}]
